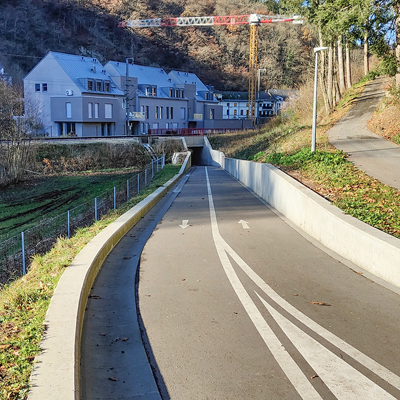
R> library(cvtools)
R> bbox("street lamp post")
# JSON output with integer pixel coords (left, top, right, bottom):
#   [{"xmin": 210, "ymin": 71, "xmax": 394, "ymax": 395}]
[
  {"xmin": 311, "ymin": 47, "xmax": 328, "ymax": 152},
  {"xmin": 125, "ymin": 58, "xmax": 134, "ymax": 135},
  {"xmin": 257, "ymin": 68, "xmax": 266, "ymax": 125}
]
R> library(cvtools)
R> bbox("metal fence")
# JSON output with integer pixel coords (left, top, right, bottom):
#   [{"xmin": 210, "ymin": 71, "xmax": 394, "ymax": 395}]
[{"xmin": 0, "ymin": 156, "xmax": 165, "ymax": 285}]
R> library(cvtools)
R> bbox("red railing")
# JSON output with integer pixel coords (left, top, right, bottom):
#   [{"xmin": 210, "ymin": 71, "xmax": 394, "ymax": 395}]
[{"xmin": 147, "ymin": 128, "xmax": 245, "ymax": 136}]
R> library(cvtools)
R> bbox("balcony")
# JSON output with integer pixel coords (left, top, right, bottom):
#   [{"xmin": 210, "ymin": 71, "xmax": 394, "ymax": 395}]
[{"xmin": 129, "ymin": 111, "xmax": 145, "ymax": 121}]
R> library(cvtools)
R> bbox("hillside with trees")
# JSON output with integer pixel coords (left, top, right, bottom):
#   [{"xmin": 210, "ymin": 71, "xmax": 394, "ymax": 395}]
[{"xmin": 0, "ymin": 0, "xmax": 316, "ymax": 90}]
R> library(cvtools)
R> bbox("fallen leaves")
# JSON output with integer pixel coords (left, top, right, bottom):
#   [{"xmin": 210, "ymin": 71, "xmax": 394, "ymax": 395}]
[{"xmin": 308, "ymin": 301, "xmax": 331, "ymax": 306}]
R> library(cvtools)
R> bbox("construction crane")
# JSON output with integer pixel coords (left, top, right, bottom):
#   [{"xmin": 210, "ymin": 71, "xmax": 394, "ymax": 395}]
[{"xmin": 119, "ymin": 14, "xmax": 303, "ymax": 123}]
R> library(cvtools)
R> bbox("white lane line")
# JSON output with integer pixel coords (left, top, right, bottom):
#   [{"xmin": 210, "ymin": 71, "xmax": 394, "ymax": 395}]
[
  {"xmin": 257, "ymin": 293, "xmax": 397, "ymax": 400},
  {"xmin": 205, "ymin": 168, "xmax": 323, "ymax": 400},
  {"xmin": 222, "ymin": 239, "xmax": 400, "ymax": 391}
]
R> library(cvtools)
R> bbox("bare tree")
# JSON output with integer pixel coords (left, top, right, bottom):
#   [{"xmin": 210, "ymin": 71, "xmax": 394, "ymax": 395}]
[{"xmin": 0, "ymin": 82, "xmax": 41, "ymax": 186}]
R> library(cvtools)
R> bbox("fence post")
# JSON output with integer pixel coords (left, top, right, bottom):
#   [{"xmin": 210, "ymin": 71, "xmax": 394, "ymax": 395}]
[
  {"xmin": 114, "ymin": 187, "xmax": 116, "ymax": 210},
  {"xmin": 21, "ymin": 231, "xmax": 26, "ymax": 275},
  {"xmin": 68, "ymin": 210, "xmax": 70, "ymax": 239},
  {"xmin": 127, "ymin": 180, "xmax": 129, "ymax": 201},
  {"xmin": 95, "ymin": 197, "xmax": 98, "ymax": 221},
  {"xmin": 137, "ymin": 173, "xmax": 140, "ymax": 194}
]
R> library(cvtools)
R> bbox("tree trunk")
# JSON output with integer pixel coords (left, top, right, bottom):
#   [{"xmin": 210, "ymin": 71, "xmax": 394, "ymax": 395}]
[
  {"xmin": 345, "ymin": 37, "xmax": 352, "ymax": 88},
  {"xmin": 319, "ymin": 30, "xmax": 330, "ymax": 115},
  {"xmin": 364, "ymin": 29, "xmax": 369, "ymax": 76},
  {"xmin": 396, "ymin": 5, "xmax": 400, "ymax": 85},
  {"xmin": 337, "ymin": 35, "xmax": 345, "ymax": 95},
  {"xmin": 327, "ymin": 45, "xmax": 334, "ymax": 111}
]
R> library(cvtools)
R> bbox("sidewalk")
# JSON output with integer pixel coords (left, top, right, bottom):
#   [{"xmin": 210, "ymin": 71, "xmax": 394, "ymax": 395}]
[{"xmin": 327, "ymin": 77, "xmax": 400, "ymax": 191}]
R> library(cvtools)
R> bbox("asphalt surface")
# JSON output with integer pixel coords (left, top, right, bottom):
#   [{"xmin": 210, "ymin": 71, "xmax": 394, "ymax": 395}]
[
  {"xmin": 327, "ymin": 77, "xmax": 400, "ymax": 190},
  {"xmin": 137, "ymin": 166, "xmax": 400, "ymax": 399}
]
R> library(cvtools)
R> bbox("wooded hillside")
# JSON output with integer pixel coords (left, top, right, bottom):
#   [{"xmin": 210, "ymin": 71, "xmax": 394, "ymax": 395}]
[{"xmin": 0, "ymin": 0, "xmax": 316, "ymax": 90}]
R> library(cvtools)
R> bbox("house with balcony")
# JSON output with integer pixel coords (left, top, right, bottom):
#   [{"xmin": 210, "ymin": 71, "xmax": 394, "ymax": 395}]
[
  {"xmin": 23, "ymin": 52, "xmax": 125, "ymax": 137},
  {"xmin": 105, "ymin": 61, "xmax": 192, "ymax": 135},
  {"xmin": 167, "ymin": 71, "xmax": 223, "ymax": 129},
  {"xmin": 216, "ymin": 90, "xmax": 287, "ymax": 124}
]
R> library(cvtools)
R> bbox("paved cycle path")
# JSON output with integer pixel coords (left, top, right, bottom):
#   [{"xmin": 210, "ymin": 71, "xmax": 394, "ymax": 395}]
[{"xmin": 327, "ymin": 77, "xmax": 400, "ymax": 190}]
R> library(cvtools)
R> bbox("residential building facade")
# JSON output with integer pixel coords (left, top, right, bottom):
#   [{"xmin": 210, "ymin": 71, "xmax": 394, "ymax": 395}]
[{"xmin": 23, "ymin": 52, "xmax": 125, "ymax": 137}]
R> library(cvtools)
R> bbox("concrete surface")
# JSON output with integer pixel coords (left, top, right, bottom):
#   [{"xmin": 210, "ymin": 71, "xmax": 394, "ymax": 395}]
[
  {"xmin": 327, "ymin": 77, "xmax": 400, "ymax": 191},
  {"xmin": 138, "ymin": 166, "xmax": 400, "ymax": 399}
]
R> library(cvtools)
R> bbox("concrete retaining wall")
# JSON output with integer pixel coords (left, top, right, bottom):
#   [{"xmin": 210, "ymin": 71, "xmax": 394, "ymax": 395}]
[
  {"xmin": 203, "ymin": 138, "xmax": 400, "ymax": 289},
  {"xmin": 28, "ymin": 152, "xmax": 192, "ymax": 400}
]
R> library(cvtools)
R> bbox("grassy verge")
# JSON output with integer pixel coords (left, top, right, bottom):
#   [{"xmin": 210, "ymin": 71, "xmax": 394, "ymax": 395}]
[
  {"xmin": 0, "ymin": 169, "xmax": 142, "ymax": 241},
  {"xmin": 209, "ymin": 76, "xmax": 400, "ymax": 239},
  {"xmin": 0, "ymin": 164, "xmax": 181, "ymax": 400}
]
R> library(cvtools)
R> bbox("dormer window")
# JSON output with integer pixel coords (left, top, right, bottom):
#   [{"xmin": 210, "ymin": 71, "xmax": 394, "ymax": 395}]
[
  {"xmin": 169, "ymin": 88, "xmax": 174, "ymax": 98},
  {"xmin": 175, "ymin": 89, "xmax": 179, "ymax": 97},
  {"xmin": 180, "ymin": 90, "xmax": 184, "ymax": 98},
  {"xmin": 88, "ymin": 80, "xmax": 94, "ymax": 91},
  {"xmin": 145, "ymin": 87, "xmax": 151, "ymax": 96},
  {"xmin": 104, "ymin": 82, "xmax": 110, "ymax": 92},
  {"xmin": 96, "ymin": 80, "xmax": 102, "ymax": 91},
  {"xmin": 152, "ymin": 87, "xmax": 157, "ymax": 96}
]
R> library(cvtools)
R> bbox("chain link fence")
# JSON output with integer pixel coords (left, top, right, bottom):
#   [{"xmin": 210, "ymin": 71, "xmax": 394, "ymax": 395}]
[{"xmin": 0, "ymin": 156, "xmax": 165, "ymax": 285}]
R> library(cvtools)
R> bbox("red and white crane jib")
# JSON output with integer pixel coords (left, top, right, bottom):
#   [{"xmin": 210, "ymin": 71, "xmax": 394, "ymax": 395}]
[{"xmin": 119, "ymin": 14, "xmax": 303, "ymax": 28}]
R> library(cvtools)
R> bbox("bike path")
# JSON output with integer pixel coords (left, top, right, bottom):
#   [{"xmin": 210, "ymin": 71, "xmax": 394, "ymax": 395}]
[
  {"xmin": 138, "ymin": 166, "xmax": 400, "ymax": 399},
  {"xmin": 327, "ymin": 77, "xmax": 400, "ymax": 191}
]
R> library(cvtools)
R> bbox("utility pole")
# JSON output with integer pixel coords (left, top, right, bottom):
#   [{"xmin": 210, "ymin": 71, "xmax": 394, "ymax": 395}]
[{"xmin": 125, "ymin": 58, "xmax": 134, "ymax": 135}]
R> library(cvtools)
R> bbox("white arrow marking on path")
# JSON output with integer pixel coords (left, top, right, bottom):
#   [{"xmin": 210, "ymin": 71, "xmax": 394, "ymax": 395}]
[
  {"xmin": 238, "ymin": 220, "xmax": 250, "ymax": 229},
  {"xmin": 179, "ymin": 220, "xmax": 189, "ymax": 229}
]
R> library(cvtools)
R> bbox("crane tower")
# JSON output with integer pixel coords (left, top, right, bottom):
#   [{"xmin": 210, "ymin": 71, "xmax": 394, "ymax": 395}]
[{"xmin": 119, "ymin": 14, "xmax": 302, "ymax": 123}]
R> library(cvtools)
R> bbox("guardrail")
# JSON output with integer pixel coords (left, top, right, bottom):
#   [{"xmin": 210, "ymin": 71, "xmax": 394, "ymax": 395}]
[
  {"xmin": 148, "ymin": 127, "xmax": 246, "ymax": 136},
  {"xmin": 0, "ymin": 156, "xmax": 165, "ymax": 286}
]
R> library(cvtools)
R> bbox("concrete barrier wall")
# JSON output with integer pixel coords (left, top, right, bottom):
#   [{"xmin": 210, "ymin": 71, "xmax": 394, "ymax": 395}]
[
  {"xmin": 204, "ymin": 138, "xmax": 400, "ymax": 289},
  {"xmin": 29, "ymin": 153, "xmax": 192, "ymax": 400}
]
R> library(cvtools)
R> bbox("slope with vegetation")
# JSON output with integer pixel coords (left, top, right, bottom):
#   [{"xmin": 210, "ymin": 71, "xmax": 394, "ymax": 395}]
[{"xmin": 209, "ymin": 70, "xmax": 400, "ymax": 239}]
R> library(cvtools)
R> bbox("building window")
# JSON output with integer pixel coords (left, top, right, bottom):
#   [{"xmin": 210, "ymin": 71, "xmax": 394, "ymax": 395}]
[
  {"xmin": 170, "ymin": 107, "xmax": 174, "ymax": 119},
  {"xmin": 240, "ymin": 110, "xmax": 244, "ymax": 116},
  {"xmin": 226, "ymin": 110, "xmax": 229, "ymax": 116},
  {"xmin": 88, "ymin": 103, "xmax": 93, "ymax": 118},
  {"xmin": 169, "ymin": 88, "xmax": 173, "ymax": 98},
  {"xmin": 234, "ymin": 110, "xmax": 237, "ymax": 116},
  {"xmin": 96, "ymin": 81, "xmax": 102, "ymax": 92},
  {"xmin": 35, "ymin": 84, "xmax": 40, "ymax": 92},
  {"xmin": 160, "ymin": 106, "xmax": 163, "ymax": 119},
  {"xmin": 166, "ymin": 107, "xmax": 170, "ymax": 119},
  {"xmin": 145, "ymin": 87, "xmax": 150, "ymax": 96},
  {"xmin": 95, "ymin": 103, "xmax": 99, "ymax": 118},
  {"xmin": 152, "ymin": 87, "xmax": 157, "ymax": 96},
  {"xmin": 227, "ymin": 103, "xmax": 230, "ymax": 107},
  {"xmin": 210, "ymin": 109, "xmax": 215, "ymax": 120},
  {"xmin": 66, "ymin": 102, "xmax": 72, "ymax": 119},
  {"xmin": 105, "ymin": 103, "xmax": 113, "ymax": 119},
  {"xmin": 180, "ymin": 90, "xmax": 184, "ymax": 98},
  {"xmin": 104, "ymin": 82, "xmax": 110, "ymax": 92},
  {"xmin": 175, "ymin": 89, "xmax": 179, "ymax": 98},
  {"xmin": 180, "ymin": 107, "xmax": 186, "ymax": 119},
  {"xmin": 88, "ymin": 80, "xmax": 94, "ymax": 91},
  {"xmin": 234, "ymin": 103, "xmax": 237, "ymax": 107},
  {"xmin": 42, "ymin": 83, "xmax": 47, "ymax": 92},
  {"xmin": 152, "ymin": 123, "xmax": 159, "ymax": 129},
  {"xmin": 155, "ymin": 106, "xmax": 159, "ymax": 119},
  {"xmin": 145, "ymin": 106, "xmax": 149, "ymax": 119}
]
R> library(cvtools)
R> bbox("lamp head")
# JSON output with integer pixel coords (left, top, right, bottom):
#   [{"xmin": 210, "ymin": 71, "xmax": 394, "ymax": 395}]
[{"xmin": 314, "ymin": 47, "xmax": 329, "ymax": 53}]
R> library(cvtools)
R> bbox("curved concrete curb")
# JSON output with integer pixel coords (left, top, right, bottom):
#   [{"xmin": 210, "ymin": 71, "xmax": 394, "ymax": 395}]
[
  {"xmin": 203, "ymin": 138, "xmax": 400, "ymax": 290},
  {"xmin": 28, "ymin": 152, "xmax": 191, "ymax": 400}
]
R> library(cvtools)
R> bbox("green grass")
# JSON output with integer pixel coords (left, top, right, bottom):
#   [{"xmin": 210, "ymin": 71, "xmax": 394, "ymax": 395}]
[
  {"xmin": 0, "ymin": 170, "xmax": 141, "ymax": 241},
  {"xmin": 0, "ymin": 164, "xmax": 180, "ymax": 400}
]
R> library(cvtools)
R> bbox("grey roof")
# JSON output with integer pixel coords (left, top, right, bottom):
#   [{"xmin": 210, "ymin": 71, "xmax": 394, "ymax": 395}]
[
  {"xmin": 216, "ymin": 91, "xmax": 286, "ymax": 101},
  {"xmin": 107, "ymin": 61, "xmax": 174, "ymax": 87},
  {"xmin": 168, "ymin": 71, "xmax": 209, "ymax": 92},
  {"xmin": 27, "ymin": 52, "xmax": 124, "ymax": 95}
]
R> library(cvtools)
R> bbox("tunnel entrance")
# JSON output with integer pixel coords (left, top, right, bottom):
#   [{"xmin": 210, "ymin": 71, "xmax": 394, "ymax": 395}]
[{"xmin": 189, "ymin": 147, "xmax": 203, "ymax": 166}]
